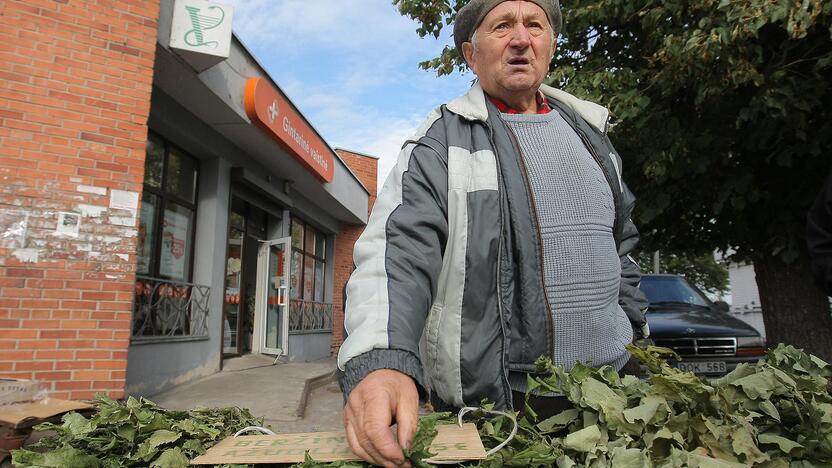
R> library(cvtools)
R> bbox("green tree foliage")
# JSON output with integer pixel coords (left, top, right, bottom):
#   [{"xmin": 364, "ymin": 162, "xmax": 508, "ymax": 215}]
[
  {"xmin": 548, "ymin": 0, "xmax": 832, "ymax": 266},
  {"xmin": 397, "ymin": 0, "xmax": 831, "ymax": 261},
  {"xmin": 395, "ymin": 0, "xmax": 832, "ymax": 359},
  {"xmin": 634, "ymin": 250, "xmax": 729, "ymax": 297}
]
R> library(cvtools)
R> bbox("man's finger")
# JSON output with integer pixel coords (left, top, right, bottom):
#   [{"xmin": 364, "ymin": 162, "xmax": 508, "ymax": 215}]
[
  {"xmin": 345, "ymin": 419, "xmax": 382, "ymax": 467},
  {"xmin": 346, "ymin": 394, "xmax": 395, "ymax": 467},
  {"xmin": 363, "ymin": 408, "xmax": 405, "ymax": 466},
  {"xmin": 395, "ymin": 390, "xmax": 419, "ymax": 451},
  {"xmin": 342, "ymin": 369, "xmax": 418, "ymax": 466}
]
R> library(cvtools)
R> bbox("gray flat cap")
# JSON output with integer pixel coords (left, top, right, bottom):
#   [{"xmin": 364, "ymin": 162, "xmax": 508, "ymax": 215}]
[{"xmin": 453, "ymin": 0, "xmax": 561, "ymax": 58}]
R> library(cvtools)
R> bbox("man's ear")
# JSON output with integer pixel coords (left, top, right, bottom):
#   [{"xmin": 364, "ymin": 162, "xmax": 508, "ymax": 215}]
[{"xmin": 462, "ymin": 42, "xmax": 477, "ymax": 73}]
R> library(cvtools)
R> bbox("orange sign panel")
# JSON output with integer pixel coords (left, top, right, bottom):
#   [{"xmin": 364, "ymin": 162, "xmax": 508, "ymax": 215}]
[{"xmin": 244, "ymin": 77, "xmax": 334, "ymax": 182}]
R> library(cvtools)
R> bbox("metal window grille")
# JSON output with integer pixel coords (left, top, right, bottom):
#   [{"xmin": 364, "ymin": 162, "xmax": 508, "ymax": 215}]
[
  {"xmin": 288, "ymin": 299, "xmax": 332, "ymax": 334},
  {"xmin": 131, "ymin": 275, "xmax": 210, "ymax": 341}
]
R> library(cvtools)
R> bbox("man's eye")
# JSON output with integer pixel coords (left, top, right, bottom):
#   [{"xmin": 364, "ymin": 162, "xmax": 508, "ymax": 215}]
[{"xmin": 495, "ymin": 23, "xmax": 510, "ymax": 30}]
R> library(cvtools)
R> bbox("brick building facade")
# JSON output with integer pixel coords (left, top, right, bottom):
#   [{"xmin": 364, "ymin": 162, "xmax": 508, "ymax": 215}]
[
  {"xmin": 0, "ymin": 0, "xmax": 160, "ymax": 400},
  {"xmin": 0, "ymin": 0, "xmax": 376, "ymax": 399},
  {"xmin": 332, "ymin": 149, "xmax": 378, "ymax": 354}
]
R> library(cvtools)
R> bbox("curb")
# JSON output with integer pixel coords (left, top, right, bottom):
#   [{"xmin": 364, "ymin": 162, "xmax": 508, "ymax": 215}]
[{"xmin": 295, "ymin": 370, "xmax": 337, "ymax": 418}]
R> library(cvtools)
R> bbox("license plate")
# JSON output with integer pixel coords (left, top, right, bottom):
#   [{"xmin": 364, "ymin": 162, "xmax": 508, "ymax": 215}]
[{"xmin": 674, "ymin": 361, "xmax": 727, "ymax": 374}]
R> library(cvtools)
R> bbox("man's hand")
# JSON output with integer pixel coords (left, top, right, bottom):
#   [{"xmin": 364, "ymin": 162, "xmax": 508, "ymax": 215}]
[{"xmin": 344, "ymin": 369, "xmax": 419, "ymax": 467}]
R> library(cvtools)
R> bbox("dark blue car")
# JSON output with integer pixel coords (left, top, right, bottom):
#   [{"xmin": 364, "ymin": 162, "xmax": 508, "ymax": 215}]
[{"xmin": 639, "ymin": 274, "xmax": 767, "ymax": 376}]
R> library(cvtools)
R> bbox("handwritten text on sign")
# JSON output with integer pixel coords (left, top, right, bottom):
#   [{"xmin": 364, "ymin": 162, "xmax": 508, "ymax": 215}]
[{"xmin": 191, "ymin": 424, "xmax": 486, "ymax": 464}]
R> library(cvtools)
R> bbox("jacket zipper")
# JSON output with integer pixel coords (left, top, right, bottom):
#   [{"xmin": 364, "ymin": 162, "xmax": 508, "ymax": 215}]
[
  {"xmin": 500, "ymin": 117, "xmax": 556, "ymax": 362},
  {"xmin": 485, "ymin": 122, "xmax": 513, "ymax": 406}
]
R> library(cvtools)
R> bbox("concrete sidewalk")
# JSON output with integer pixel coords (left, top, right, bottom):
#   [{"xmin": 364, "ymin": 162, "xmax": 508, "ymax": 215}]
[{"xmin": 148, "ymin": 355, "xmax": 339, "ymax": 431}]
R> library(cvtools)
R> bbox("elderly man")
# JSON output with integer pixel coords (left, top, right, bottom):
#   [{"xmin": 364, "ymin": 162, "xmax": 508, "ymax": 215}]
[{"xmin": 337, "ymin": 0, "xmax": 648, "ymax": 465}]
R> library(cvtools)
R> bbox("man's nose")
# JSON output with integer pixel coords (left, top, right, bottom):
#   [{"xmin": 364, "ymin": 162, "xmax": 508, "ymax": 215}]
[{"xmin": 509, "ymin": 24, "xmax": 531, "ymax": 48}]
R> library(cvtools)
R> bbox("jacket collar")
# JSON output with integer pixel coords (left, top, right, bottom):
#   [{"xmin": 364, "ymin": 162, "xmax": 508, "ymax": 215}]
[{"xmin": 446, "ymin": 81, "xmax": 611, "ymax": 135}]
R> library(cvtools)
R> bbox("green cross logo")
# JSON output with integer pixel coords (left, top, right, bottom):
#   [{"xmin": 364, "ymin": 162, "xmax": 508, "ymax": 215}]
[{"xmin": 184, "ymin": 5, "xmax": 225, "ymax": 49}]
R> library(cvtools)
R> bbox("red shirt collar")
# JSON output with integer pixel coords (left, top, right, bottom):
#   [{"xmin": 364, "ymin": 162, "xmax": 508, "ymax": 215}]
[{"xmin": 488, "ymin": 91, "xmax": 552, "ymax": 114}]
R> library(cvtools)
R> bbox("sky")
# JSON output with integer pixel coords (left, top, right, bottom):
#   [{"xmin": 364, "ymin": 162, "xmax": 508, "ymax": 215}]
[{"xmin": 224, "ymin": 0, "xmax": 474, "ymax": 191}]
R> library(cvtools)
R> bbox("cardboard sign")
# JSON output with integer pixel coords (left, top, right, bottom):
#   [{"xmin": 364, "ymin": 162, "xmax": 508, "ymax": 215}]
[
  {"xmin": 191, "ymin": 423, "xmax": 487, "ymax": 465},
  {"xmin": 0, "ymin": 399, "xmax": 93, "ymax": 428}
]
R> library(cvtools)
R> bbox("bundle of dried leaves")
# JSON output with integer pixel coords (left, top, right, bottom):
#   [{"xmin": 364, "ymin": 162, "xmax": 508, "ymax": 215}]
[
  {"xmin": 11, "ymin": 395, "xmax": 261, "ymax": 468},
  {"xmin": 12, "ymin": 344, "xmax": 832, "ymax": 467},
  {"xmin": 473, "ymin": 343, "xmax": 832, "ymax": 467},
  {"xmin": 299, "ymin": 344, "xmax": 831, "ymax": 467}
]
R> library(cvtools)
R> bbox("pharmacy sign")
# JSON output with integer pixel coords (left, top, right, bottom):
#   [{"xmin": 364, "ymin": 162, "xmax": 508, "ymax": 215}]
[{"xmin": 170, "ymin": 0, "xmax": 233, "ymax": 60}]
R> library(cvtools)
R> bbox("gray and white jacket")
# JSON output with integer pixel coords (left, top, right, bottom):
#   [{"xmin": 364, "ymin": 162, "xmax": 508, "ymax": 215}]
[{"xmin": 337, "ymin": 83, "xmax": 648, "ymax": 410}]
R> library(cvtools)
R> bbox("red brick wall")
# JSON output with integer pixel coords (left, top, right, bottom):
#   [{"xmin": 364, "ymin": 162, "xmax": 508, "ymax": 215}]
[
  {"xmin": 332, "ymin": 150, "xmax": 378, "ymax": 353},
  {"xmin": 0, "ymin": 0, "xmax": 159, "ymax": 400}
]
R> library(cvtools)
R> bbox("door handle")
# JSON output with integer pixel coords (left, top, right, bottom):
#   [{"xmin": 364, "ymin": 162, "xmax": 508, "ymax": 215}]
[{"xmin": 277, "ymin": 286, "xmax": 287, "ymax": 307}]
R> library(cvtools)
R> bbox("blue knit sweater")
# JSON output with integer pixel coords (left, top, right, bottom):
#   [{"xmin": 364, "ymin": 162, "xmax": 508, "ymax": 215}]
[{"xmin": 501, "ymin": 110, "xmax": 632, "ymax": 392}]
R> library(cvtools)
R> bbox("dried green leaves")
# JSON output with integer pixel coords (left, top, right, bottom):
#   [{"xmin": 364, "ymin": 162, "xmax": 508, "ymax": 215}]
[
  {"xmin": 12, "ymin": 344, "xmax": 831, "ymax": 467},
  {"xmin": 492, "ymin": 343, "xmax": 832, "ymax": 467},
  {"xmin": 12, "ymin": 395, "xmax": 261, "ymax": 468}
]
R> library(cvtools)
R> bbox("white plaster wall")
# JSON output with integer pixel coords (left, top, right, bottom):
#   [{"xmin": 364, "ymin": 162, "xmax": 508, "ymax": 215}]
[{"xmin": 729, "ymin": 263, "xmax": 761, "ymax": 312}]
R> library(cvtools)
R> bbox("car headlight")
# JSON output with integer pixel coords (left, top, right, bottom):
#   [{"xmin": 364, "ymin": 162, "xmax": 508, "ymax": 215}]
[
  {"xmin": 736, "ymin": 336, "xmax": 765, "ymax": 347},
  {"xmin": 736, "ymin": 336, "xmax": 767, "ymax": 357}
]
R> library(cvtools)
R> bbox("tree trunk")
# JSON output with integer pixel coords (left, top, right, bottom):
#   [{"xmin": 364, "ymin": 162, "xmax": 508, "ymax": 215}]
[{"xmin": 754, "ymin": 253, "xmax": 832, "ymax": 363}]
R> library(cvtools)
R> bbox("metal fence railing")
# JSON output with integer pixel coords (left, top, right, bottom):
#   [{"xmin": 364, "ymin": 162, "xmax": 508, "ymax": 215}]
[
  {"xmin": 288, "ymin": 299, "xmax": 332, "ymax": 334},
  {"xmin": 131, "ymin": 275, "xmax": 210, "ymax": 341}
]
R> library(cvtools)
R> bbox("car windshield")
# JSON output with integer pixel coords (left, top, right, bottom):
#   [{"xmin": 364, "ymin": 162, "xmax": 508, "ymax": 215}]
[{"xmin": 640, "ymin": 276, "xmax": 710, "ymax": 307}]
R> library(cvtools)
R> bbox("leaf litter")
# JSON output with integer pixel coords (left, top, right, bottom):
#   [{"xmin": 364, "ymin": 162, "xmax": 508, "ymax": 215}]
[{"xmin": 12, "ymin": 343, "xmax": 832, "ymax": 467}]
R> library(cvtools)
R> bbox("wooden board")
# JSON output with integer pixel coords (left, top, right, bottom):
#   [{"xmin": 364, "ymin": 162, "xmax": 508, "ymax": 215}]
[
  {"xmin": 0, "ymin": 398, "xmax": 93, "ymax": 427},
  {"xmin": 191, "ymin": 423, "xmax": 487, "ymax": 465}
]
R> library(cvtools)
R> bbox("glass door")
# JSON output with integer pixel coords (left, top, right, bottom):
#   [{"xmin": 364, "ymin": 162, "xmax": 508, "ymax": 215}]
[
  {"xmin": 222, "ymin": 199, "xmax": 266, "ymax": 357},
  {"xmin": 222, "ymin": 212, "xmax": 245, "ymax": 356},
  {"xmin": 256, "ymin": 236, "xmax": 291, "ymax": 356}
]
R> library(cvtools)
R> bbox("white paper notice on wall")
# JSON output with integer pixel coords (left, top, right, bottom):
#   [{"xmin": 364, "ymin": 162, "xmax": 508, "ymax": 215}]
[
  {"xmin": 0, "ymin": 210, "xmax": 27, "ymax": 248},
  {"xmin": 109, "ymin": 190, "xmax": 139, "ymax": 211},
  {"xmin": 109, "ymin": 190, "xmax": 139, "ymax": 227},
  {"xmin": 56, "ymin": 212, "xmax": 81, "ymax": 237}
]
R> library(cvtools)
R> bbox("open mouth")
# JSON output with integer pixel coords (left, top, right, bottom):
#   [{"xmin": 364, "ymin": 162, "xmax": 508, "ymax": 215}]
[{"xmin": 507, "ymin": 57, "xmax": 530, "ymax": 66}]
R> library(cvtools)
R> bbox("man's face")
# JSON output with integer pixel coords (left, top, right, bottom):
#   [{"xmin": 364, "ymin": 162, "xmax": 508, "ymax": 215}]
[{"xmin": 462, "ymin": 1, "xmax": 555, "ymax": 103}]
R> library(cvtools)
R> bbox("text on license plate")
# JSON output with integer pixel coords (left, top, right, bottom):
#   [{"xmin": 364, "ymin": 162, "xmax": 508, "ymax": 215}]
[{"xmin": 674, "ymin": 361, "xmax": 727, "ymax": 374}]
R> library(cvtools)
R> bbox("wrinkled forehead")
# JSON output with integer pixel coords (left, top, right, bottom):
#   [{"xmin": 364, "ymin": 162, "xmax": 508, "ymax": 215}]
[{"xmin": 479, "ymin": 1, "xmax": 550, "ymax": 29}]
